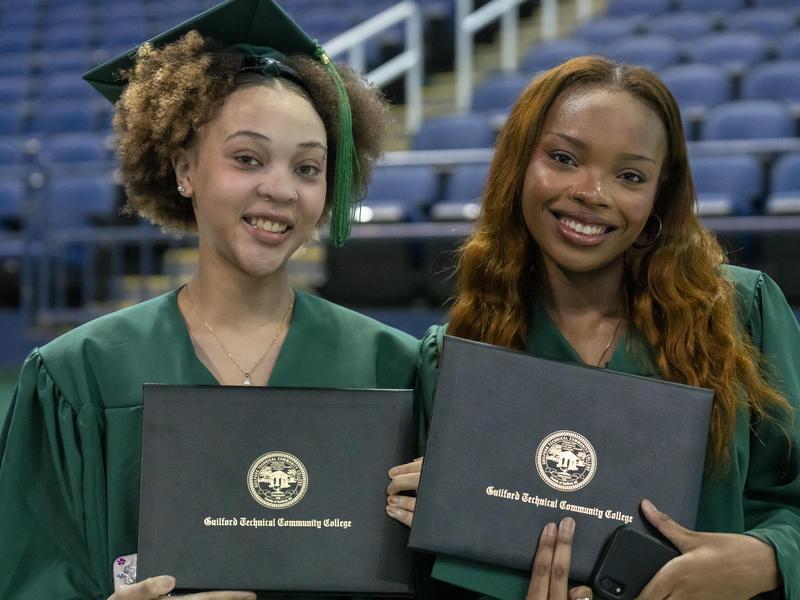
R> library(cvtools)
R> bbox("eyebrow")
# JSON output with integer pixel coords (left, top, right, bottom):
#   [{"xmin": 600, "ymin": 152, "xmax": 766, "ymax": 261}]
[
  {"xmin": 225, "ymin": 130, "xmax": 327, "ymax": 154},
  {"xmin": 550, "ymin": 132, "xmax": 656, "ymax": 164}
]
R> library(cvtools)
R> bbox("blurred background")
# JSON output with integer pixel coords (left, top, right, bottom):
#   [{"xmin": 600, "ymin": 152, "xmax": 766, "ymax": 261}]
[{"xmin": 1, "ymin": 0, "xmax": 799, "ymax": 410}]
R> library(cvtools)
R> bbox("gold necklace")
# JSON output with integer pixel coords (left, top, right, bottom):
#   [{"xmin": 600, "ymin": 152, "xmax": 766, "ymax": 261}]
[
  {"xmin": 184, "ymin": 286, "xmax": 294, "ymax": 385},
  {"xmin": 596, "ymin": 317, "xmax": 623, "ymax": 368}
]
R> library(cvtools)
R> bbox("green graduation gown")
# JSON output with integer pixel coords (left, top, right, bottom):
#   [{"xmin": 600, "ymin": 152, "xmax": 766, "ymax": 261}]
[
  {"xmin": 0, "ymin": 289, "xmax": 419, "ymax": 600},
  {"xmin": 417, "ymin": 266, "xmax": 800, "ymax": 600}
]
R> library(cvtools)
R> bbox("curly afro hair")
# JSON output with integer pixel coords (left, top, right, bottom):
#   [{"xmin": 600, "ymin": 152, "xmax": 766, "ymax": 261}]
[{"xmin": 113, "ymin": 30, "xmax": 390, "ymax": 231}]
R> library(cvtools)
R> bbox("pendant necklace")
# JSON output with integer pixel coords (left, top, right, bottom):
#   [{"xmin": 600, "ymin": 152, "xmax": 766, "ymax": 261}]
[
  {"xmin": 596, "ymin": 317, "xmax": 623, "ymax": 368},
  {"xmin": 184, "ymin": 286, "xmax": 294, "ymax": 385}
]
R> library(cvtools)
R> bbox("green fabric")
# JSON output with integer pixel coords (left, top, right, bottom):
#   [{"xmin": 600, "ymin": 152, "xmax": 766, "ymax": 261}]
[
  {"xmin": 0, "ymin": 289, "xmax": 418, "ymax": 600},
  {"xmin": 417, "ymin": 266, "xmax": 800, "ymax": 600}
]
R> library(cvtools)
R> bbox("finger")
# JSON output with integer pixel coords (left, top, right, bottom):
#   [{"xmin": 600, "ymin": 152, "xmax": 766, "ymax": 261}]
[
  {"xmin": 114, "ymin": 576, "xmax": 175, "ymax": 599},
  {"xmin": 568, "ymin": 585, "xmax": 593, "ymax": 600},
  {"xmin": 388, "ymin": 460, "xmax": 423, "ymax": 478},
  {"xmin": 641, "ymin": 499, "xmax": 694, "ymax": 552},
  {"xmin": 386, "ymin": 472, "xmax": 420, "ymax": 496},
  {"xmin": 548, "ymin": 517, "xmax": 575, "ymax": 599},
  {"xmin": 387, "ymin": 494, "xmax": 416, "ymax": 513},
  {"xmin": 526, "ymin": 522, "xmax": 557, "ymax": 600},
  {"xmin": 386, "ymin": 504, "xmax": 414, "ymax": 527},
  {"xmin": 413, "ymin": 456, "xmax": 423, "ymax": 462}
]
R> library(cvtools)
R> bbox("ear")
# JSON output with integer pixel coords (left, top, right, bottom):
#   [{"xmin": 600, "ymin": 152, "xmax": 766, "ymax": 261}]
[{"xmin": 172, "ymin": 148, "xmax": 194, "ymax": 197}]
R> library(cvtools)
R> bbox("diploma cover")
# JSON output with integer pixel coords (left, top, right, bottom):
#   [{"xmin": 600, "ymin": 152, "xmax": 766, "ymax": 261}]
[
  {"xmin": 139, "ymin": 385, "xmax": 414, "ymax": 595},
  {"xmin": 409, "ymin": 336, "xmax": 713, "ymax": 582}
]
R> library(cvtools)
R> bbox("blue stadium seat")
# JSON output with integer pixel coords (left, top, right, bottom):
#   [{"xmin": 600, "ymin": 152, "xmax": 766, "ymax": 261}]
[
  {"xmin": 0, "ymin": 54, "xmax": 32, "ymax": 77},
  {"xmin": 0, "ymin": 178, "xmax": 24, "ymax": 228},
  {"xmin": 39, "ymin": 26, "xmax": 92, "ymax": 51},
  {"xmin": 520, "ymin": 39, "xmax": 591, "ymax": 73},
  {"xmin": 27, "ymin": 102, "xmax": 99, "ymax": 135},
  {"xmin": 702, "ymin": 100, "xmax": 796, "ymax": 140},
  {"xmin": 359, "ymin": 165, "xmax": 439, "ymax": 223},
  {"xmin": 37, "ymin": 50, "xmax": 97, "ymax": 77},
  {"xmin": 644, "ymin": 13, "xmax": 715, "ymax": 41},
  {"xmin": 98, "ymin": 21, "xmax": 150, "ymax": 50},
  {"xmin": 765, "ymin": 152, "xmax": 800, "ymax": 214},
  {"xmin": 472, "ymin": 73, "xmax": 531, "ymax": 113},
  {"xmin": 0, "ymin": 108, "xmax": 25, "ymax": 136},
  {"xmin": 430, "ymin": 163, "xmax": 491, "ymax": 221},
  {"xmin": 573, "ymin": 17, "xmax": 640, "ymax": 45},
  {"xmin": 660, "ymin": 64, "xmax": 732, "ymax": 115},
  {"xmin": 742, "ymin": 61, "xmax": 800, "ymax": 106},
  {"xmin": 722, "ymin": 9, "xmax": 799, "ymax": 37},
  {"xmin": 676, "ymin": 0, "xmax": 746, "ymax": 12},
  {"xmin": 37, "ymin": 73, "xmax": 98, "ymax": 101},
  {"xmin": 685, "ymin": 32, "xmax": 772, "ymax": 74},
  {"xmin": 412, "ymin": 114, "xmax": 495, "ymax": 150},
  {"xmin": 604, "ymin": 35, "xmax": 681, "ymax": 71},
  {"xmin": 754, "ymin": 0, "xmax": 800, "ymax": 5},
  {"xmin": 0, "ymin": 76, "xmax": 29, "ymax": 104},
  {"xmin": 778, "ymin": 31, "xmax": 800, "ymax": 60},
  {"xmin": 0, "ymin": 31, "xmax": 35, "ymax": 54},
  {"xmin": 44, "ymin": 174, "xmax": 118, "ymax": 230},
  {"xmin": 35, "ymin": 133, "xmax": 111, "ymax": 170},
  {"xmin": 690, "ymin": 154, "xmax": 763, "ymax": 215},
  {"xmin": 0, "ymin": 138, "xmax": 26, "ymax": 168},
  {"xmin": 606, "ymin": 0, "xmax": 672, "ymax": 16}
]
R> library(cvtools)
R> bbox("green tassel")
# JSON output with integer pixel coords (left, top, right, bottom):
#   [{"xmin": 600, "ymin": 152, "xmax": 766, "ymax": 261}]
[{"xmin": 315, "ymin": 44, "xmax": 358, "ymax": 246}]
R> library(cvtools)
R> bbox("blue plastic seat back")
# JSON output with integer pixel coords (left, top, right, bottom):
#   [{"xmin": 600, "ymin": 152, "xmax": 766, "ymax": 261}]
[
  {"xmin": 676, "ymin": 0, "xmax": 746, "ymax": 11},
  {"xmin": 702, "ymin": 100, "xmax": 795, "ymax": 140},
  {"xmin": 520, "ymin": 39, "xmax": 591, "ymax": 73},
  {"xmin": 36, "ymin": 133, "xmax": 111, "ymax": 167},
  {"xmin": 660, "ymin": 63, "xmax": 732, "ymax": 111},
  {"xmin": 28, "ymin": 101, "xmax": 98, "ymax": 135},
  {"xmin": 771, "ymin": 152, "xmax": 800, "ymax": 192},
  {"xmin": 645, "ymin": 12, "xmax": 715, "ymax": 41},
  {"xmin": 722, "ymin": 8, "xmax": 799, "ymax": 37},
  {"xmin": 606, "ymin": 0, "xmax": 671, "ymax": 16},
  {"xmin": 778, "ymin": 31, "xmax": 800, "ymax": 59},
  {"xmin": 0, "ymin": 138, "xmax": 25, "ymax": 167},
  {"xmin": 44, "ymin": 174, "xmax": 118, "ymax": 229},
  {"xmin": 362, "ymin": 165, "xmax": 439, "ymax": 222},
  {"xmin": 685, "ymin": 32, "xmax": 771, "ymax": 71},
  {"xmin": 742, "ymin": 61, "xmax": 800, "ymax": 104},
  {"xmin": 0, "ymin": 76, "xmax": 29, "ymax": 104},
  {"xmin": 690, "ymin": 154, "xmax": 763, "ymax": 215},
  {"xmin": 604, "ymin": 35, "xmax": 681, "ymax": 71},
  {"xmin": 0, "ymin": 178, "xmax": 24, "ymax": 223},
  {"xmin": 472, "ymin": 73, "xmax": 531, "ymax": 113},
  {"xmin": 444, "ymin": 163, "xmax": 491, "ymax": 203},
  {"xmin": 412, "ymin": 114, "xmax": 495, "ymax": 150},
  {"xmin": 573, "ymin": 17, "xmax": 639, "ymax": 44}
]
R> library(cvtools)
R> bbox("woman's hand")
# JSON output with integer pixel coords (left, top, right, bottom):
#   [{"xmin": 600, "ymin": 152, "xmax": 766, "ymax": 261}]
[
  {"xmin": 526, "ymin": 518, "xmax": 593, "ymax": 600},
  {"xmin": 637, "ymin": 499, "xmax": 782, "ymax": 599},
  {"xmin": 385, "ymin": 457, "xmax": 423, "ymax": 527},
  {"xmin": 109, "ymin": 575, "xmax": 256, "ymax": 599}
]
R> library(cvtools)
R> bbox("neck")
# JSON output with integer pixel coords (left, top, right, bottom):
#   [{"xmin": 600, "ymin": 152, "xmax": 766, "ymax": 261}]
[
  {"xmin": 187, "ymin": 257, "xmax": 294, "ymax": 330},
  {"xmin": 539, "ymin": 255, "xmax": 625, "ymax": 322}
]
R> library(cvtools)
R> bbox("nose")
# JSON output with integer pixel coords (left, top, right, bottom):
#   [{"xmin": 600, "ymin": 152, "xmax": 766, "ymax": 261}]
[
  {"xmin": 257, "ymin": 165, "xmax": 297, "ymax": 203},
  {"xmin": 569, "ymin": 170, "xmax": 610, "ymax": 207}
]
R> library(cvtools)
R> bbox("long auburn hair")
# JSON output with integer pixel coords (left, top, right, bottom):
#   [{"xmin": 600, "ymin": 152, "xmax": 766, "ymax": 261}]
[{"xmin": 448, "ymin": 56, "xmax": 791, "ymax": 469}]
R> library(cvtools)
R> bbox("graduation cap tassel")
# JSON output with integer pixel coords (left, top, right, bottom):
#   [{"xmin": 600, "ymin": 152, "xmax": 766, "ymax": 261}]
[{"xmin": 315, "ymin": 45, "xmax": 357, "ymax": 246}]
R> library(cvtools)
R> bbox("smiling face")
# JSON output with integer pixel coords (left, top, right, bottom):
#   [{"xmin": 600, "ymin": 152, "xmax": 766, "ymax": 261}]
[
  {"xmin": 521, "ymin": 86, "xmax": 667, "ymax": 279},
  {"xmin": 175, "ymin": 82, "xmax": 327, "ymax": 280}
]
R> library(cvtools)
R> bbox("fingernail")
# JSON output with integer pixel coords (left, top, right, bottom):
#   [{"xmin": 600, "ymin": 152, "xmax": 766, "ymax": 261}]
[
  {"xmin": 642, "ymin": 498, "xmax": 656, "ymax": 512},
  {"xmin": 386, "ymin": 506, "xmax": 397, "ymax": 515},
  {"xmin": 388, "ymin": 495, "xmax": 399, "ymax": 505},
  {"xmin": 544, "ymin": 522, "xmax": 557, "ymax": 538},
  {"xmin": 156, "ymin": 576, "xmax": 175, "ymax": 595},
  {"xmin": 561, "ymin": 517, "xmax": 575, "ymax": 534},
  {"xmin": 388, "ymin": 467, "xmax": 398, "ymax": 477}
]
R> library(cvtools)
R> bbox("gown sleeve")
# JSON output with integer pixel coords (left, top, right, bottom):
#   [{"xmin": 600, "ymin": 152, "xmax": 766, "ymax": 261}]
[
  {"xmin": 0, "ymin": 351, "xmax": 110, "ymax": 600},
  {"xmin": 740, "ymin": 273, "xmax": 800, "ymax": 599}
]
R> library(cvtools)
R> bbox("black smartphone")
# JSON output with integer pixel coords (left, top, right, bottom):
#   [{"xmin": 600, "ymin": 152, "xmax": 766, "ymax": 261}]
[{"xmin": 591, "ymin": 526, "xmax": 680, "ymax": 600}]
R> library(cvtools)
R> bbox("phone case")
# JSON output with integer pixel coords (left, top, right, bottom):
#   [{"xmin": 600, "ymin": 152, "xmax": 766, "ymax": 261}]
[{"xmin": 591, "ymin": 526, "xmax": 679, "ymax": 600}]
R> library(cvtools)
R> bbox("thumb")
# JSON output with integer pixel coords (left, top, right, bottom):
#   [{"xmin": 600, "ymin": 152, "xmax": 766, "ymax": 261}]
[{"xmin": 641, "ymin": 498, "xmax": 696, "ymax": 552}]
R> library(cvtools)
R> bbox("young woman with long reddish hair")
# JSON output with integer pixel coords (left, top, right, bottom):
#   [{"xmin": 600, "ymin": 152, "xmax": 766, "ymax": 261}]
[{"xmin": 386, "ymin": 56, "xmax": 799, "ymax": 599}]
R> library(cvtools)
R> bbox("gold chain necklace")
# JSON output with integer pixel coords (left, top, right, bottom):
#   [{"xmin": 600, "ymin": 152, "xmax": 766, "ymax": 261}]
[
  {"xmin": 596, "ymin": 317, "xmax": 623, "ymax": 368},
  {"xmin": 184, "ymin": 286, "xmax": 294, "ymax": 386}
]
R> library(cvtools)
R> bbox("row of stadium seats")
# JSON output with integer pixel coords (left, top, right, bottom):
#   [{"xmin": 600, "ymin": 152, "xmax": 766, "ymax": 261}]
[{"xmin": 2, "ymin": 151, "xmax": 799, "ymax": 235}]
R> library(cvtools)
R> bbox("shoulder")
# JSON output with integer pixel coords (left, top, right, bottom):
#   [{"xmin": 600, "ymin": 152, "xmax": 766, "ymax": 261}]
[
  {"xmin": 39, "ymin": 291, "xmax": 179, "ymax": 364},
  {"xmin": 420, "ymin": 323, "xmax": 448, "ymax": 362},
  {"xmin": 295, "ymin": 290, "xmax": 418, "ymax": 356}
]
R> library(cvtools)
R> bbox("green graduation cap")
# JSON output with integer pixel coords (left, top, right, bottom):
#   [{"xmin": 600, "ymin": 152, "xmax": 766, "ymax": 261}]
[{"xmin": 84, "ymin": 0, "xmax": 358, "ymax": 245}]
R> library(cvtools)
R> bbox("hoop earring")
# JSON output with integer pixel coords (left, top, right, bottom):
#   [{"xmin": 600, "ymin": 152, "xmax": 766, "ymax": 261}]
[{"xmin": 633, "ymin": 213, "xmax": 662, "ymax": 249}]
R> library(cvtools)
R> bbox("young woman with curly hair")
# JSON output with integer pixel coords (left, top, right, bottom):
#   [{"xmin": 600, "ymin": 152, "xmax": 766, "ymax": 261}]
[
  {"xmin": 0, "ymin": 6, "xmax": 420, "ymax": 600},
  {"xmin": 388, "ymin": 56, "xmax": 799, "ymax": 599}
]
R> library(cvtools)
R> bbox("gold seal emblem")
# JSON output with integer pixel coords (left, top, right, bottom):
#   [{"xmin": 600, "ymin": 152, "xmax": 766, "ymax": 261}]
[
  {"xmin": 535, "ymin": 430, "xmax": 596, "ymax": 492},
  {"xmin": 247, "ymin": 451, "xmax": 308, "ymax": 509}
]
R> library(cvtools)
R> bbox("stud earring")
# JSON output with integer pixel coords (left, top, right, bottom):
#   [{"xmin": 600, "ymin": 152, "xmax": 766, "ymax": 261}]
[{"xmin": 177, "ymin": 185, "xmax": 186, "ymax": 194}]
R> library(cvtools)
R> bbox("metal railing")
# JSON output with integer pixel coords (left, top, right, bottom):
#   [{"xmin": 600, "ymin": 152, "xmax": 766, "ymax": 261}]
[
  {"xmin": 325, "ymin": 0, "xmax": 424, "ymax": 132},
  {"xmin": 455, "ymin": 0, "xmax": 599, "ymax": 111}
]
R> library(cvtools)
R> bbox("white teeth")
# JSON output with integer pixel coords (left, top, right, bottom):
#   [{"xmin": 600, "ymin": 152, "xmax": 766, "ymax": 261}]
[
  {"xmin": 561, "ymin": 217, "xmax": 606, "ymax": 236},
  {"xmin": 247, "ymin": 216, "xmax": 288, "ymax": 233}
]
